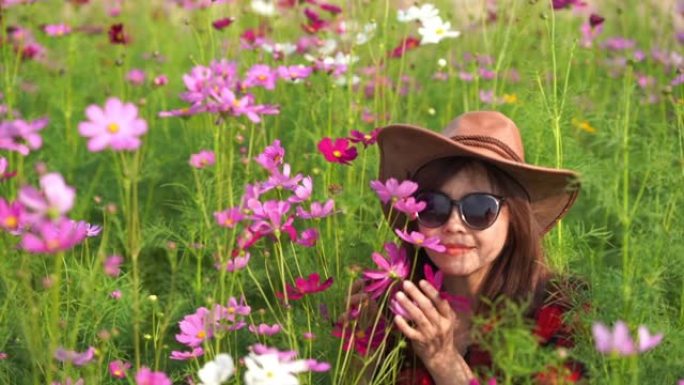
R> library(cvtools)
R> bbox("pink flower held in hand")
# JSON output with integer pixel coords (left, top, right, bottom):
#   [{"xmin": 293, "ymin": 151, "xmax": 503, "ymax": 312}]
[
  {"xmin": 135, "ymin": 367, "xmax": 171, "ymax": 385},
  {"xmin": 369, "ymin": 178, "xmax": 418, "ymax": 204},
  {"xmin": 362, "ymin": 242, "xmax": 409, "ymax": 300},
  {"xmin": 108, "ymin": 360, "xmax": 131, "ymax": 379},
  {"xmin": 189, "ymin": 150, "xmax": 216, "ymax": 169},
  {"xmin": 103, "ymin": 255, "xmax": 123, "ymax": 277},
  {"xmin": 317, "ymin": 137, "xmax": 358, "ymax": 165},
  {"xmin": 78, "ymin": 97, "xmax": 148, "ymax": 152},
  {"xmin": 395, "ymin": 229, "xmax": 445, "ymax": 252}
]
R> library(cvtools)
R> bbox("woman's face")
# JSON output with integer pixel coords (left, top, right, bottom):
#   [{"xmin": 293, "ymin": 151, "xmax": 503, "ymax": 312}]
[{"xmin": 417, "ymin": 163, "xmax": 510, "ymax": 277}]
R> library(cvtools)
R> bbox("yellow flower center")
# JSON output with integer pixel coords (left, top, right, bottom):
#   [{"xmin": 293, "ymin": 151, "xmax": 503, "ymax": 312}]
[
  {"xmin": 224, "ymin": 218, "xmax": 234, "ymax": 226},
  {"xmin": 107, "ymin": 123, "xmax": 120, "ymax": 134},
  {"xmin": 258, "ymin": 75, "xmax": 267, "ymax": 81},
  {"xmin": 46, "ymin": 239, "xmax": 60, "ymax": 251},
  {"xmin": 436, "ymin": 28, "xmax": 445, "ymax": 35},
  {"xmin": 196, "ymin": 330, "xmax": 206, "ymax": 339},
  {"xmin": 332, "ymin": 150, "xmax": 342, "ymax": 158},
  {"xmin": 4, "ymin": 216, "xmax": 18, "ymax": 229},
  {"xmin": 355, "ymin": 330, "xmax": 366, "ymax": 339},
  {"xmin": 227, "ymin": 306, "xmax": 236, "ymax": 314},
  {"xmin": 113, "ymin": 370, "xmax": 122, "ymax": 377},
  {"xmin": 364, "ymin": 134, "xmax": 371, "ymax": 140}
]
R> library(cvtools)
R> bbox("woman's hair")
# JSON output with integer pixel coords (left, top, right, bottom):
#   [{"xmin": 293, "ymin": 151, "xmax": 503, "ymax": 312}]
[{"xmin": 408, "ymin": 156, "xmax": 552, "ymax": 314}]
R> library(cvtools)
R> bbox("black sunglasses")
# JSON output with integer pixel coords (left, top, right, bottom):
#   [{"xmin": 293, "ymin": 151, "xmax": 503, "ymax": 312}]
[{"xmin": 415, "ymin": 191, "xmax": 505, "ymax": 230}]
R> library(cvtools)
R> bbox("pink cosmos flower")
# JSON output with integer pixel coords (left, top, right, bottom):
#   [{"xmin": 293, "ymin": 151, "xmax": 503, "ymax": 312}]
[
  {"xmin": 261, "ymin": 164, "xmax": 303, "ymax": 192},
  {"xmin": 54, "ymin": 346, "xmax": 95, "ymax": 366},
  {"xmin": 176, "ymin": 307, "xmax": 213, "ymax": 347},
  {"xmin": 212, "ymin": 17, "xmax": 234, "ymax": 30},
  {"xmin": 306, "ymin": 359, "xmax": 331, "ymax": 372},
  {"xmin": 0, "ymin": 117, "xmax": 48, "ymax": 155},
  {"xmin": 248, "ymin": 200, "xmax": 294, "ymax": 236},
  {"xmin": 348, "ymin": 128, "xmax": 380, "ymax": 148},
  {"xmin": 21, "ymin": 218, "xmax": 88, "ymax": 254},
  {"xmin": 103, "ymin": 255, "xmax": 123, "ymax": 277},
  {"xmin": 255, "ymin": 139, "xmax": 285, "ymax": 171},
  {"xmin": 393, "ymin": 196, "xmax": 426, "ymax": 220},
  {"xmin": 135, "ymin": 367, "xmax": 171, "ymax": 385},
  {"xmin": 216, "ymin": 252, "xmax": 250, "ymax": 272},
  {"xmin": 244, "ymin": 64, "xmax": 277, "ymax": 90},
  {"xmin": 369, "ymin": 178, "xmax": 418, "ymax": 204},
  {"xmin": 85, "ymin": 223, "xmax": 102, "ymax": 237},
  {"xmin": 276, "ymin": 273, "xmax": 334, "ymax": 300},
  {"xmin": 153, "ymin": 75, "xmax": 168, "ymax": 87},
  {"xmin": 214, "ymin": 208, "xmax": 243, "ymax": 228},
  {"xmin": 111, "ymin": 290, "xmax": 122, "ymax": 299},
  {"xmin": 317, "ymin": 137, "xmax": 358, "ymax": 165},
  {"xmin": 296, "ymin": 228, "xmax": 319, "ymax": 247},
  {"xmin": 276, "ymin": 65, "xmax": 313, "ymax": 82},
  {"xmin": 44, "ymin": 24, "xmax": 71, "ymax": 37},
  {"xmin": 592, "ymin": 321, "xmax": 663, "ymax": 356},
  {"xmin": 169, "ymin": 347, "xmax": 204, "ymax": 361},
  {"xmin": 423, "ymin": 264, "xmax": 472, "ymax": 313},
  {"xmin": 248, "ymin": 323, "xmax": 282, "ymax": 336},
  {"xmin": 126, "ymin": 69, "xmax": 146, "ymax": 86},
  {"xmin": 296, "ymin": 199, "xmax": 334, "ymax": 219},
  {"xmin": 332, "ymin": 318, "xmax": 387, "ymax": 356},
  {"xmin": 19, "ymin": 172, "xmax": 76, "ymax": 223},
  {"xmin": 78, "ymin": 97, "xmax": 148, "ymax": 152},
  {"xmin": 362, "ymin": 243, "xmax": 409, "ymax": 300},
  {"xmin": 189, "ymin": 150, "xmax": 216, "ymax": 169},
  {"xmin": 288, "ymin": 176, "xmax": 312, "ymax": 203},
  {"xmin": 0, "ymin": 198, "xmax": 24, "ymax": 232},
  {"xmin": 395, "ymin": 229, "xmax": 446, "ymax": 252},
  {"xmin": 108, "ymin": 360, "xmax": 131, "ymax": 379}
]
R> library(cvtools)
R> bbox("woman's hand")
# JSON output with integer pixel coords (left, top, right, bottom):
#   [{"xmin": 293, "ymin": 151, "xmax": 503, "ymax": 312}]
[{"xmin": 394, "ymin": 279, "xmax": 473, "ymax": 385}]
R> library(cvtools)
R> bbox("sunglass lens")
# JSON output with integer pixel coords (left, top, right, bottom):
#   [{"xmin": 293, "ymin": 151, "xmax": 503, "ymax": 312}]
[
  {"xmin": 461, "ymin": 194, "xmax": 500, "ymax": 229},
  {"xmin": 417, "ymin": 192, "xmax": 452, "ymax": 228}
]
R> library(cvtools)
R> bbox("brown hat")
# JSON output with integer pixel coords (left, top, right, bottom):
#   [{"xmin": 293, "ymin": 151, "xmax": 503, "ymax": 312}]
[{"xmin": 377, "ymin": 111, "xmax": 581, "ymax": 234}]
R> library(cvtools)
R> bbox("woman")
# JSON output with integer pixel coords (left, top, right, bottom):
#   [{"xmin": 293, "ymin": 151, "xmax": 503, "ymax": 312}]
[{"xmin": 350, "ymin": 111, "xmax": 586, "ymax": 384}]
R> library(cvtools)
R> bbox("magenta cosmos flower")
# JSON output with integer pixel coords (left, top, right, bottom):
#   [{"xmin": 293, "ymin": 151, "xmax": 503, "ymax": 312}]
[
  {"xmin": 21, "ymin": 218, "xmax": 88, "ymax": 254},
  {"xmin": 317, "ymin": 137, "xmax": 358, "ymax": 165},
  {"xmin": 362, "ymin": 242, "xmax": 409, "ymax": 300},
  {"xmin": 78, "ymin": 97, "xmax": 148, "ymax": 152},
  {"xmin": 395, "ymin": 229, "xmax": 445, "ymax": 253},
  {"xmin": 189, "ymin": 150, "xmax": 216, "ymax": 169},
  {"xmin": 369, "ymin": 178, "xmax": 418, "ymax": 204},
  {"xmin": 135, "ymin": 367, "xmax": 171, "ymax": 385},
  {"xmin": 276, "ymin": 273, "xmax": 334, "ymax": 300},
  {"xmin": 108, "ymin": 360, "xmax": 131, "ymax": 379}
]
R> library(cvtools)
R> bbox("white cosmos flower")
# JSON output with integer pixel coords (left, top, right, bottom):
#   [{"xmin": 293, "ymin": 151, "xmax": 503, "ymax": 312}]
[
  {"xmin": 418, "ymin": 16, "xmax": 461, "ymax": 45},
  {"xmin": 243, "ymin": 353, "xmax": 309, "ymax": 385},
  {"xmin": 198, "ymin": 354, "xmax": 235, "ymax": 385},
  {"xmin": 355, "ymin": 22, "xmax": 377, "ymax": 45},
  {"xmin": 250, "ymin": 0, "xmax": 276, "ymax": 16},
  {"xmin": 397, "ymin": 4, "xmax": 439, "ymax": 23}
]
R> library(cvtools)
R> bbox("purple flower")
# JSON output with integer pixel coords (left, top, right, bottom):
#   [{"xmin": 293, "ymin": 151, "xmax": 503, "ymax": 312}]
[
  {"xmin": 276, "ymin": 273, "xmax": 334, "ymax": 301},
  {"xmin": 103, "ymin": 255, "xmax": 123, "ymax": 277},
  {"xmin": 305, "ymin": 359, "xmax": 331, "ymax": 372},
  {"xmin": 0, "ymin": 117, "xmax": 48, "ymax": 155},
  {"xmin": 261, "ymin": 164, "xmax": 303, "ymax": 192},
  {"xmin": 169, "ymin": 347, "xmax": 204, "ymax": 361},
  {"xmin": 78, "ymin": 97, "xmax": 148, "ymax": 152},
  {"xmin": 362, "ymin": 243, "xmax": 409, "ymax": 299},
  {"xmin": 369, "ymin": 178, "xmax": 418, "ymax": 204},
  {"xmin": 288, "ymin": 176, "xmax": 312, "ymax": 203},
  {"xmin": 189, "ymin": 150, "xmax": 216, "ymax": 168},
  {"xmin": 153, "ymin": 74, "xmax": 168, "ymax": 87},
  {"xmin": 216, "ymin": 252, "xmax": 250, "ymax": 272},
  {"xmin": 126, "ymin": 69, "xmax": 146, "ymax": 86},
  {"xmin": 296, "ymin": 199, "xmax": 334, "ymax": 219},
  {"xmin": 592, "ymin": 321, "xmax": 663, "ymax": 356},
  {"xmin": 54, "ymin": 346, "xmax": 95, "ymax": 366},
  {"xmin": 43, "ymin": 24, "xmax": 72, "ymax": 37},
  {"xmin": 0, "ymin": 198, "xmax": 24, "ymax": 232},
  {"xmin": 393, "ymin": 196, "xmax": 426, "ymax": 220},
  {"xmin": 276, "ymin": 65, "xmax": 313, "ymax": 82},
  {"xmin": 249, "ymin": 200, "xmax": 293, "ymax": 236},
  {"xmin": 348, "ymin": 128, "xmax": 380, "ymax": 148},
  {"xmin": 21, "ymin": 218, "xmax": 88, "ymax": 254},
  {"xmin": 175, "ymin": 307, "xmax": 213, "ymax": 347},
  {"xmin": 214, "ymin": 208, "xmax": 243, "ymax": 228},
  {"xmin": 248, "ymin": 323, "xmax": 282, "ymax": 336},
  {"xmin": 255, "ymin": 139, "xmax": 285, "ymax": 171},
  {"xmin": 135, "ymin": 367, "xmax": 171, "ymax": 385},
  {"xmin": 602, "ymin": 37, "xmax": 636, "ymax": 51},
  {"xmin": 19, "ymin": 172, "xmax": 76, "ymax": 223},
  {"xmin": 108, "ymin": 360, "xmax": 131, "ymax": 379},
  {"xmin": 84, "ymin": 222, "xmax": 102, "ymax": 237},
  {"xmin": 296, "ymin": 228, "xmax": 319, "ymax": 247},
  {"xmin": 394, "ymin": 229, "xmax": 445, "ymax": 252},
  {"xmin": 244, "ymin": 64, "xmax": 277, "ymax": 90}
]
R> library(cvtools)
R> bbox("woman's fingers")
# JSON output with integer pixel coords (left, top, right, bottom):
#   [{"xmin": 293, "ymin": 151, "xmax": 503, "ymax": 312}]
[
  {"xmin": 400, "ymin": 280, "xmax": 443, "ymax": 324},
  {"xmin": 418, "ymin": 280, "xmax": 454, "ymax": 319},
  {"xmin": 394, "ymin": 315, "xmax": 423, "ymax": 341}
]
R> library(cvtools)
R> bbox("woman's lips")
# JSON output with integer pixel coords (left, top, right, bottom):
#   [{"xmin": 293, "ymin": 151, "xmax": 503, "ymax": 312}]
[{"xmin": 443, "ymin": 244, "xmax": 474, "ymax": 256}]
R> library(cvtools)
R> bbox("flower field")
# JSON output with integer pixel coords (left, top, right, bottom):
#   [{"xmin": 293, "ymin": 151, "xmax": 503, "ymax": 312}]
[{"xmin": 0, "ymin": 0, "xmax": 683, "ymax": 384}]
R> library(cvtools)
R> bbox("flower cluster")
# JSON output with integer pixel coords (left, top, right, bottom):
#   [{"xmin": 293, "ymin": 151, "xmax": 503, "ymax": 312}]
[
  {"xmin": 397, "ymin": 3, "xmax": 460, "ymax": 45},
  {"xmin": 171, "ymin": 297, "xmax": 251, "ymax": 360},
  {"xmin": 370, "ymin": 177, "xmax": 425, "ymax": 219},
  {"xmin": 0, "ymin": 172, "xmax": 97, "ymax": 254},
  {"xmin": 160, "ymin": 60, "xmax": 310, "ymax": 122}
]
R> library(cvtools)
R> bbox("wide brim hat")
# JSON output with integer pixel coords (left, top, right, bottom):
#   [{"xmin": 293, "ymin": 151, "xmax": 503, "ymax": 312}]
[{"xmin": 377, "ymin": 111, "xmax": 581, "ymax": 234}]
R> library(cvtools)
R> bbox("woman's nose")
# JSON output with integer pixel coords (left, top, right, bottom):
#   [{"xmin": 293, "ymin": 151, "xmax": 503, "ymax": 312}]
[{"xmin": 442, "ymin": 207, "xmax": 467, "ymax": 233}]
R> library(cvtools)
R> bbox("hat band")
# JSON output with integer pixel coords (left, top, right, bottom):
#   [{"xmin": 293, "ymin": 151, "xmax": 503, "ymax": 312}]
[{"xmin": 451, "ymin": 135, "xmax": 523, "ymax": 163}]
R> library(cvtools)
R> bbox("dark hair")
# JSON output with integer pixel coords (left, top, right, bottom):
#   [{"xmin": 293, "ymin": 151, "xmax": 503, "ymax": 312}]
[{"xmin": 408, "ymin": 157, "xmax": 551, "ymax": 314}]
